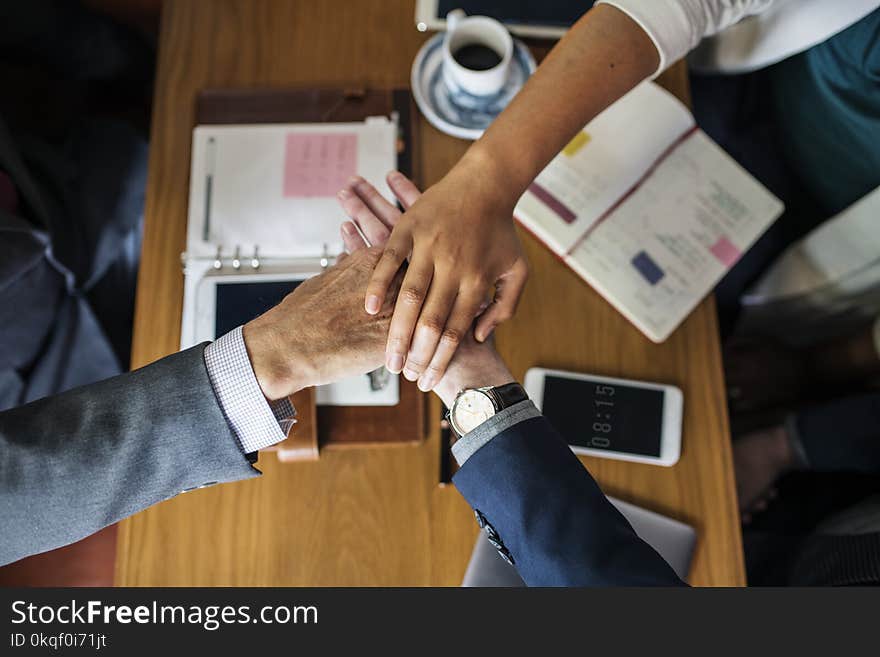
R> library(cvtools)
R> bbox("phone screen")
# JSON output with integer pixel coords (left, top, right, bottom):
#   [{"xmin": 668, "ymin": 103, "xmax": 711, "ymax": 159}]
[
  {"xmin": 541, "ymin": 376, "xmax": 665, "ymax": 457},
  {"xmin": 214, "ymin": 280, "xmax": 303, "ymax": 338}
]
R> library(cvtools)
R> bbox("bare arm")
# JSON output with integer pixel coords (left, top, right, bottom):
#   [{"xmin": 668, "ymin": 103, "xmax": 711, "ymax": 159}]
[
  {"xmin": 358, "ymin": 4, "xmax": 659, "ymax": 392},
  {"xmin": 461, "ymin": 4, "xmax": 659, "ymax": 206}
]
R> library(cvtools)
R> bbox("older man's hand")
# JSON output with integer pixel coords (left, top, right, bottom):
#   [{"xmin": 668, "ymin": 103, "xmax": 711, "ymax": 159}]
[{"xmin": 242, "ymin": 246, "xmax": 400, "ymax": 400}]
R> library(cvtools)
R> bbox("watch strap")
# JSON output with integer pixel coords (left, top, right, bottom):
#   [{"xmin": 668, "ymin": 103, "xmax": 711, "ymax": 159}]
[{"xmin": 489, "ymin": 382, "xmax": 528, "ymax": 411}]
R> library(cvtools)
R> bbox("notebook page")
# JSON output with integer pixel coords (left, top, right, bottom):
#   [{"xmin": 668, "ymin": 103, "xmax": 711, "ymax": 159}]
[
  {"xmin": 186, "ymin": 119, "xmax": 396, "ymax": 259},
  {"xmin": 567, "ymin": 130, "xmax": 783, "ymax": 342},
  {"xmin": 514, "ymin": 81, "xmax": 694, "ymax": 254}
]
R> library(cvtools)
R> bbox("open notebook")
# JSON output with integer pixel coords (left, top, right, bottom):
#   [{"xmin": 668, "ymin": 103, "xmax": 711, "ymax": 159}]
[{"xmin": 514, "ymin": 81, "xmax": 784, "ymax": 342}]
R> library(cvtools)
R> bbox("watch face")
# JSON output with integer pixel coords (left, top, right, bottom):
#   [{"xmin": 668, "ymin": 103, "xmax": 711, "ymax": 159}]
[{"xmin": 452, "ymin": 390, "xmax": 496, "ymax": 435}]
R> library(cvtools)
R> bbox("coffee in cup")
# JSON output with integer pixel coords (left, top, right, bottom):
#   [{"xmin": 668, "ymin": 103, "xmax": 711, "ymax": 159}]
[
  {"xmin": 442, "ymin": 9, "xmax": 513, "ymax": 98},
  {"xmin": 452, "ymin": 43, "xmax": 503, "ymax": 71}
]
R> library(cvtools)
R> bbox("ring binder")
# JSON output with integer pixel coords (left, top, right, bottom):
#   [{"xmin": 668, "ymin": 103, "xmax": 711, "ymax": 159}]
[
  {"xmin": 185, "ymin": 245, "xmax": 336, "ymax": 273},
  {"xmin": 179, "ymin": 85, "xmax": 425, "ymax": 452}
]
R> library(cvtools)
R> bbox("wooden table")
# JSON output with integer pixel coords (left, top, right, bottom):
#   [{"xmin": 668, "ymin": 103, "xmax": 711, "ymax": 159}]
[{"xmin": 116, "ymin": 0, "xmax": 745, "ymax": 586}]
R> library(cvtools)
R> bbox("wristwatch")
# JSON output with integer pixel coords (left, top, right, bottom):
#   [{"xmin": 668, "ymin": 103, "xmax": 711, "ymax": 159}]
[{"xmin": 448, "ymin": 382, "xmax": 528, "ymax": 437}]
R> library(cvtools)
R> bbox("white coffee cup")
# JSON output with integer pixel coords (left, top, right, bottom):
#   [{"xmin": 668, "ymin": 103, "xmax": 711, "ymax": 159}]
[{"xmin": 442, "ymin": 9, "xmax": 513, "ymax": 99}]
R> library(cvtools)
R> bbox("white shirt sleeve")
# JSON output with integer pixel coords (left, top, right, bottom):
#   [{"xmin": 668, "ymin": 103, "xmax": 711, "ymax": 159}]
[
  {"xmin": 596, "ymin": 0, "xmax": 777, "ymax": 75},
  {"xmin": 204, "ymin": 326, "xmax": 296, "ymax": 454}
]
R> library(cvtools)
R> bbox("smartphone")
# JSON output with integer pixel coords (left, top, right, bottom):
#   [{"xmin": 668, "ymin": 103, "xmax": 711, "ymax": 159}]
[{"xmin": 524, "ymin": 367, "xmax": 683, "ymax": 466}]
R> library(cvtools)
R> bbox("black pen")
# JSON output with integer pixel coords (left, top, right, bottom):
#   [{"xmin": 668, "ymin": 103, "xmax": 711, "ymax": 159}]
[{"xmin": 203, "ymin": 136, "xmax": 216, "ymax": 242}]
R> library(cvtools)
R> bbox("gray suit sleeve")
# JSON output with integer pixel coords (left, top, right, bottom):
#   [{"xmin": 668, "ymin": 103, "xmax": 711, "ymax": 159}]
[{"xmin": 0, "ymin": 344, "xmax": 259, "ymax": 566}]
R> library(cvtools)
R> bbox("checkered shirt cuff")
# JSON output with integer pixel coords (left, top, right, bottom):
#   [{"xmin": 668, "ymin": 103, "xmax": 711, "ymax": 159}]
[{"xmin": 204, "ymin": 326, "xmax": 297, "ymax": 454}]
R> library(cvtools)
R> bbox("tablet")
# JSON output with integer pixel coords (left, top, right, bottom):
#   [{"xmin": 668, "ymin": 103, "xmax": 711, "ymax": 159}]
[
  {"xmin": 191, "ymin": 269, "xmax": 399, "ymax": 406},
  {"xmin": 415, "ymin": 0, "xmax": 593, "ymax": 39}
]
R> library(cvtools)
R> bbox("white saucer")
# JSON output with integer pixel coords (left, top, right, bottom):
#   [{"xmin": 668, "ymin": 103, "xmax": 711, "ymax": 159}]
[{"xmin": 411, "ymin": 33, "xmax": 536, "ymax": 140}]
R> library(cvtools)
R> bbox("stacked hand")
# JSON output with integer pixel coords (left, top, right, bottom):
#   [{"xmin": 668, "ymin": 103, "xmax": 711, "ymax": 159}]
[
  {"xmin": 241, "ymin": 171, "xmax": 514, "ymax": 409},
  {"xmin": 354, "ymin": 164, "xmax": 527, "ymax": 392},
  {"xmin": 338, "ymin": 172, "xmax": 514, "ymax": 407}
]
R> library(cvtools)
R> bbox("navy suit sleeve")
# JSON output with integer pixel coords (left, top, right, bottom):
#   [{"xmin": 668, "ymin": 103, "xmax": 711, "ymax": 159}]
[{"xmin": 453, "ymin": 416, "xmax": 685, "ymax": 586}]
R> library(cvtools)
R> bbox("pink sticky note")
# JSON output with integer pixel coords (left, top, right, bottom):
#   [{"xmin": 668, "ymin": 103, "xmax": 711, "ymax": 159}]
[
  {"xmin": 283, "ymin": 133, "xmax": 358, "ymax": 198},
  {"xmin": 710, "ymin": 236, "xmax": 742, "ymax": 267}
]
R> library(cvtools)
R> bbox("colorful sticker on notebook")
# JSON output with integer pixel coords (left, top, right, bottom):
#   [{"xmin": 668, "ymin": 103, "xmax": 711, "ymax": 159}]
[
  {"xmin": 283, "ymin": 133, "xmax": 357, "ymax": 198},
  {"xmin": 563, "ymin": 131, "xmax": 591, "ymax": 157},
  {"xmin": 709, "ymin": 236, "xmax": 742, "ymax": 267},
  {"xmin": 528, "ymin": 182, "xmax": 578, "ymax": 224},
  {"xmin": 632, "ymin": 251, "xmax": 664, "ymax": 285}
]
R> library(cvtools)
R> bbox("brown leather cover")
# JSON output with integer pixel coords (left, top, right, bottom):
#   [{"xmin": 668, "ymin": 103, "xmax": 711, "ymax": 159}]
[
  {"xmin": 266, "ymin": 388, "xmax": 319, "ymax": 461},
  {"xmin": 196, "ymin": 86, "xmax": 425, "ymax": 452}
]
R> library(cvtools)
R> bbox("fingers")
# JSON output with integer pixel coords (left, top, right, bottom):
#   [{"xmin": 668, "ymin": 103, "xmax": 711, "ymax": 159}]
[
  {"xmin": 340, "ymin": 221, "xmax": 367, "ymax": 254},
  {"xmin": 349, "ymin": 176, "xmax": 400, "ymax": 227},
  {"xmin": 337, "ymin": 183, "xmax": 394, "ymax": 247},
  {"xmin": 383, "ymin": 252, "xmax": 433, "ymax": 372},
  {"xmin": 386, "ymin": 171, "xmax": 422, "ymax": 210},
  {"xmin": 353, "ymin": 176, "xmax": 399, "ymax": 226},
  {"xmin": 341, "ymin": 171, "xmax": 423, "ymax": 314},
  {"xmin": 365, "ymin": 227, "xmax": 412, "ymax": 315},
  {"xmin": 416, "ymin": 285, "xmax": 487, "ymax": 392},
  {"xmin": 401, "ymin": 275, "xmax": 459, "ymax": 382},
  {"xmin": 474, "ymin": 258, "xmax": 529, "ymax": 341}
]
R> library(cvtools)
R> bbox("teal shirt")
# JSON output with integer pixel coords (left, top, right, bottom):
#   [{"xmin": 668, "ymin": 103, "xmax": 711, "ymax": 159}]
[{"xmin": 768, "ymin": 8, "xmax": 880, "ymax": 216}]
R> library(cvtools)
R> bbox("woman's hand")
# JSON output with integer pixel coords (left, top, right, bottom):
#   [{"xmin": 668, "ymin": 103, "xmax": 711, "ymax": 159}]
[{"xmin": 355, "ymin": 161, "xmax": 528, "ymax": 392}]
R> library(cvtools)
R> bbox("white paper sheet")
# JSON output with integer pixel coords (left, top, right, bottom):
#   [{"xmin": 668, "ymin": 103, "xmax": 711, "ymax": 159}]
[{"xmin": 186, "ymin": 118, "xmax": 397, "ymax": 260}]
